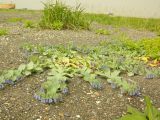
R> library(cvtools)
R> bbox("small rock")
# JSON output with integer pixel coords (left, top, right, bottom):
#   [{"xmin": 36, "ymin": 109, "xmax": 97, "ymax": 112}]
[
  {"xmin": 96, "ymin": 101, "xmax": 101, "ymax": 104},
  {"xmin": 45, "ymin": 107, "xmax": 50, "ymax": 111},
  {"xmin": 91, "ymin": 95, "xmax": 96, "ymax": 98},
  {"xmin": 118, "ymin": 94, "xmax": 123, "ymax": 98},
  {"xmin": 59, "ymin": 112, "xmax": 64, "ymax": 118},
  {"xmin": 4, "ymin": 102, "xmax": 10, "ymax": 106},
  {"xmin": 10, "ymin": 97, "xmax": 16, "ymax": 101},
  {"xmin": 127, "ymin": 97, "xmax": 131, "ymax": 100},
  {"xmin": 140, "ymin": 98, "xmax": 144, "ymax": 102},
  {"xmin": 58, "ymin": 112, "xmax": 63, "ymax": 116},
  {"xmin": 87, "ymin": 90, "xmax": 93, "ymax": 95},
  {"xmin": 94, "ymin": 92, "xmax": 100, "ymax": 96},
  {"xmin": 76, "ymin": 115, "xmax": 80, "ymax": 118},
  {"xmin": 64, "ymin": 113, "xmax": 70, "ymax": 117}
]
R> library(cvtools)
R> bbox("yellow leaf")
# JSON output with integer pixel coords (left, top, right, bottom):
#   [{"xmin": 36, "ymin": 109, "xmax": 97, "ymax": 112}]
[
  {"xmin": 141, "ymin": 57, "xmax": 149, "ymax": 63},
  {"xmin": 148, "ymin": 63, "xmax": 157, "ymax": 67}
]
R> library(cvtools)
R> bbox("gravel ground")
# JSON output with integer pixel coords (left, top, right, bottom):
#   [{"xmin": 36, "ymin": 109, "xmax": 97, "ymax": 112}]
[{"xmin": 0, "ymin": 11, "xmax": 159, "ymax": 120}]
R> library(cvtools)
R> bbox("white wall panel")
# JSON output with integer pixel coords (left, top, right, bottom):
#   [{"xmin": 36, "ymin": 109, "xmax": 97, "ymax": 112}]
[{"xmin": 1, "ymin": 0, "xmax": 160, "ymax": 18}]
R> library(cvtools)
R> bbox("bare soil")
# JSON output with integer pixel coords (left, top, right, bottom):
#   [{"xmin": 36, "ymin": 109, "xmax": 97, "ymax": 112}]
[{"xmin": 0, "ymin": 11, "xmax": 160, "ymax": 120}]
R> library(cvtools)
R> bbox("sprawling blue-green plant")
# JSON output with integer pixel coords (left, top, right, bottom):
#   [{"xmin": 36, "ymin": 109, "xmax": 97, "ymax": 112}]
[{"xmin": 0, "ymin": 40, "xmax": 160, "ymax": 104}]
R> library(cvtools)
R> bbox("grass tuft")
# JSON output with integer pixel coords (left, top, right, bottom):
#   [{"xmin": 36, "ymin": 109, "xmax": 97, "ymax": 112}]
[{"xmin": 39, "ymin": 0, "xmax": 90, "ymax": 30}]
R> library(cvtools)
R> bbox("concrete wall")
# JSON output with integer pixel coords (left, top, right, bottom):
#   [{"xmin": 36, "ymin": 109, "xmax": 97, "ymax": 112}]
[
  {"xmin": 62, "ymin": 0, "xmax": 160, "ymax": 18},
  {"xmin": 1, "ymin": 0, "xmax": 160, "ymax": 18}
]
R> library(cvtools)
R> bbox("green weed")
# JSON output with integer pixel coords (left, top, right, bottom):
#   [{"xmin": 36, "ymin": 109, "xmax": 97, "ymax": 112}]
[
  {"xmin": 118, "ymin": 96, "xmax": 160, "ymax": 120},
  {"xmin": 8, "ymin": 17, "xmax": 24, "ymax": 22},
  {"xmin": 120, "ymin": 37, "xmax": 160, "ymax": 59},
  {"xmin": 138, "ymin": 38, "xmax": 160, "ymax": 59},
  {"xmin": 39, "ymin": 0, "xmax": 90, "ymax": 30},
  {"xmin": 95, "ymin": 29, "xmax": 110, "ymax": 35},
  {"xmin": 23, "ymin": 20, "xmax": 35, "ymax": 28},
  {"xmin": 0, "ymin": 29, "xmax": 8, "ymax": 36},
  {"xmin": 85, "ymin": 13, "xmax": 160, "ymax": 33}
]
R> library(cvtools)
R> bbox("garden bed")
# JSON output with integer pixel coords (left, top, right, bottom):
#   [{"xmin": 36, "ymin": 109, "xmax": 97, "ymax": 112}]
[{"xmin": 0, "ymin": 11, "xmax": 160, "ymax": 120}]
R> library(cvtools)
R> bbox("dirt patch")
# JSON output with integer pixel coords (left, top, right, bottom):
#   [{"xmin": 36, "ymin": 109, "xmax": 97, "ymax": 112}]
[{"xmin": 0, "ymin": 11, "xmax": 159, "ymax": 120}]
